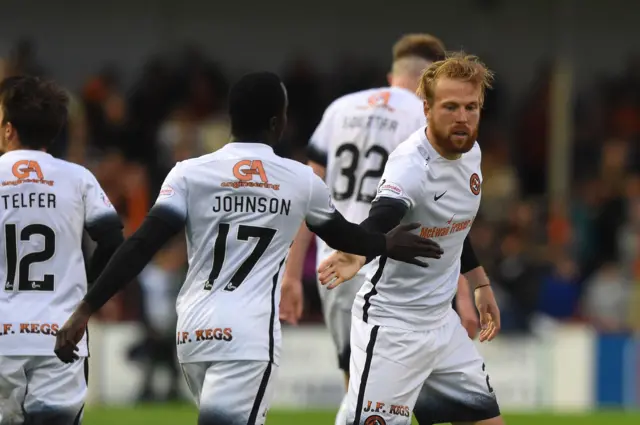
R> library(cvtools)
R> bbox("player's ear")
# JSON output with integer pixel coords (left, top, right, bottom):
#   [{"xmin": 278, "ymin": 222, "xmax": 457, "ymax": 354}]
[
  {"xmin": 269, "ymin": 116, "xmax": 277, "ymax": 132},
  {"xmin": 4, "ymin": 121, "xmax": 14, "ymax": 141},
  {"xmin": 423, "ymin": 100, "xmax": 430, "ymax": 116}
]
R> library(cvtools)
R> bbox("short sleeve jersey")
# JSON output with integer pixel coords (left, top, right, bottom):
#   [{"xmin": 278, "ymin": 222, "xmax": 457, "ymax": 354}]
[
  {"xmin": 153, "ymin": 142, "xmax": 337, "ymax": 365},
  {"xmin": 352, "ymin": 128, "xmax": 483, "ymax": 330},
  {"xmin": 0, "ymin": 150, "xmax": 119, "ymax": 356},
  {"xmin": 307, "ymin": 86, "xmax": 426, "ymax": 278}
]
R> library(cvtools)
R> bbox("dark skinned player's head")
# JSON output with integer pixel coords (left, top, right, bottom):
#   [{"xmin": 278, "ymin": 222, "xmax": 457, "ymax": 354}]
[
  {"xmin": 0, "ymin": 75, "xmax": 68, "ymax": 152},
  {"xmin": 228, "ymin": 71, "xmax": 288, "ymax": 146}
]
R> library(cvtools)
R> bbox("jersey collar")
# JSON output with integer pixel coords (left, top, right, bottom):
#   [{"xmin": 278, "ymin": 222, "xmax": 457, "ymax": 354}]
[
  {"xmin": 223, "ymin": 142, "xmax": 275, "ymax": 154},
  {"xmin": 418, "ymin": 126, "xmax": 439, "ymax": 162}
]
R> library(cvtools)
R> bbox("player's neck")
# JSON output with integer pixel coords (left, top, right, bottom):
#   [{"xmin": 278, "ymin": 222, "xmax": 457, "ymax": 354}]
[
  {"xmin": 425, "ymin": 127, "xmax": 461, "ymax": 160},
  {"xmin": 230, "ymin": 133, "xmax": 273, "ymax": 146},
  {"xmin": 2, "ymin": 140, "xmax": 46, "ymax": 153},
  {"xmin": 390, "ymin": 78, "xmax": 417, "ymax": 94}
]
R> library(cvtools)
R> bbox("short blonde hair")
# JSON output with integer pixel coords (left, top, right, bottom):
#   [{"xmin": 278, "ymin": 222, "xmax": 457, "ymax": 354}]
[
  {"xmin": 417, "ymin": 51, "xmax": 495, "ymax": 105},
  {"xmin": 392, "ymin": 34, "xmax": 446, "ymax": 64}
]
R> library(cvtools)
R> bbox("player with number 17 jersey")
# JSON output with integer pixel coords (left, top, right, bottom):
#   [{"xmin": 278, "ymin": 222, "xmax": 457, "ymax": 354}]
[{"xmin": 55, "ymin": 72, "xmax": 442, "ymax": 425}]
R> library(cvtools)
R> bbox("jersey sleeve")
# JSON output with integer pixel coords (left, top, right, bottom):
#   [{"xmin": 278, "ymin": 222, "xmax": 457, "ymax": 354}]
[
  {"xmin": 305, "ymin": 172, "xmax": 337, "ymax": 227},
  {"xmin": 373, "ymin": 153, "xmax": 424, "ymax": 209},
  {"xmin": 150, "ymin": 163, "xmax": 188, "ymax": 227},
  {"xmin": 83, "ymin": 171, "xmax": 120, "ymax": 232},
  {"xmin": 306, "ymin": 105, "xmax": 334, "ymax": 167}
]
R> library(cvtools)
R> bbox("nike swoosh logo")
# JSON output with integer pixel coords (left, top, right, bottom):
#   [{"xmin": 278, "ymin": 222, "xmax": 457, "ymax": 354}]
[{"xmin": 434, "ymin": 191, "xmax": 447, "ymax": 201}]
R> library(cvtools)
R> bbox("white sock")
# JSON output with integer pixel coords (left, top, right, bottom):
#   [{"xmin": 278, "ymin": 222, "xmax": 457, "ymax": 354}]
[{"xmin": 335, "ymin": 393, "xmax": 348, "ymax": 425}]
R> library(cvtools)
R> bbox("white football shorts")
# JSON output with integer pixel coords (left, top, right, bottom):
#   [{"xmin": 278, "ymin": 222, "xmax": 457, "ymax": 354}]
[
  {"xmin": 181, "ymin": 360, "xmax": 278, "ymax": 425},
  {"xmin": 0, "ymin": 355, "xmax": 86, "ymax": 425},
  {"xmin": 346, "ymin": 309, "xmax": 500, "ymax": 425}
]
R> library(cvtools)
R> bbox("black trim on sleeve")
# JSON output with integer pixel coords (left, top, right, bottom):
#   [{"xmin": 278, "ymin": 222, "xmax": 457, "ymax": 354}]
[
  {"xmin": 461, "ymin": 235, "xmax": 480, "ymax": 273},
  {"xmin": 85, "ymin": 213, "xmax": 124, "ymax": 284},
  {"xmin": 83, "ymin": 206, "xmax": 184, "ymax": 312},
  {"xmin": 306, "ymin": 210, "xmax": 386, "ymax": 258},
  {"xmin": 306, "ymin": 144, "xmax": 328, "ymax": 167},
  {"xmin": 85, "ymin": 213, "xmax": 123, "ymax": 242},
  {"xmin": 148, "ymin": 204, "xmax": 187, "ymax": 232}
]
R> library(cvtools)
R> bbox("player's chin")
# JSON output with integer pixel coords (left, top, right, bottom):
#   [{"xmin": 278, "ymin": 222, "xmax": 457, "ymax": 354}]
[{"xmin": 448, "ymin": 135, "xmax": 475, "ymax": 153}]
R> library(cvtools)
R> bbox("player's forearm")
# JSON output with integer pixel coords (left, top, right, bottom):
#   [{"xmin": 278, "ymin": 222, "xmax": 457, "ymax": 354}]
[
  {"xmin": 307, "ymin": 212, "xmax": 386, "ymax": 258},
  {"xmin": 360, "ymin": 198, "xmax": 407, "ymax": 233},
  {"xmin": 359, "ymin": 198, "xmax": 408, "ymax": 263},
  {"xmin": 85, "ymin": 214, "xmax": 125, "ymax": 283},
  {"xmin": 86, "ymin": 231, "xmax": 125, "ymax": 283},
  {"xmin": 456, "ymin": 274, "xmax": 473, "ymax": 307},
  {"xmin": 461, "ymin": 235, "xmax": 489, "ymax": 289},
  {"xmin": 463, "ymin": 266, "xmax": 490, "ymax": 290},
  {"xmin": 83, "ymin": 211, "xmax": 182, "ymax": 313},
  {"xmin": 284, "ymin": 223, "xmax": 314, "ymax": 281}
]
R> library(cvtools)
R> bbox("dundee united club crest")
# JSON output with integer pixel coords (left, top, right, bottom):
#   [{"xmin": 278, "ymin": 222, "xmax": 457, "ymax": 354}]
[
  {"xmin": 364, "ymin": 415, "xmax": 387, "ymax": 425},
  {"xmin": 470, "ymin": 173, "xmax": 481, "ymax": 195}
]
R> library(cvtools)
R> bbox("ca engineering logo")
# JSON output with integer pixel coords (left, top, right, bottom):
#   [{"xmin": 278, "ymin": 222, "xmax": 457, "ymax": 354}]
[
  {"xmin": 221, "ymin": 160, "xmax": 280, "ymax": 191},
  {"xmin": 357, "ymin": 91, "xmax": 395, "ymax": 112},
  {"xmin": 2, "ymin": 160, "xmax": 54, "ymax": 187}
]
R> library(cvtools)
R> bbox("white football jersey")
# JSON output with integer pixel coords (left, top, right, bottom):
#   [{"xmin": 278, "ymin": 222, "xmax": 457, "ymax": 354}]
[
  {"xmin": 308, "ymin": 86, "xmax": 426, "ymax": 278},
  {"xmin": 153, "ymin": 142, "xmax": 337, "ymax": 365},
  {"xmin": 0, "ymin": 150, "xmax": 118, "ymax": 356},
  {"xmin": 352, "ymin": 127, "xmax": 483, "ymax": 330}
]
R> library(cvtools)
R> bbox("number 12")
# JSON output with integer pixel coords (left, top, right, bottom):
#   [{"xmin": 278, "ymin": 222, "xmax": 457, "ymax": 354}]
[{"xmin": 4, "ymin": 223, "xmax": 56, "ymax": 292}]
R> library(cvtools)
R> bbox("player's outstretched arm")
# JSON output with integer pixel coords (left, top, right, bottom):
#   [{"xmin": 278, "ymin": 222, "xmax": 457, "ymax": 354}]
[
  {"xmin": 306, "ymin": 169, "xmax": 442, "ymax": 265},
  {"xmin": 308, "ymin": 213, "xmax": 442, "ymax": 267},
  {"xmin": 317, "ymin": 197, "xmax": 429, "ymax": 289},
  {"xmin": 54, "ymin": 206, "xmax": 184, "ymax": 363}
]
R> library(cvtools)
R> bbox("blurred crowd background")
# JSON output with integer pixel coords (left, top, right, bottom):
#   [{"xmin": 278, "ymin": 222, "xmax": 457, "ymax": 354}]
[{"xmin": 3, "ymin": 0, "xmax": 640, "ymax": 403}]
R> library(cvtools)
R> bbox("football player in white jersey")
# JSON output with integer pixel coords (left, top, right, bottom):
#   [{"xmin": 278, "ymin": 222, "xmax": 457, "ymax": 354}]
[
  {"xmin": 54, "ymin": 72, "xmax": 444, "ymax": 425},
  {"xmin": 280, "ymin": 34, "xmax": 479, "ymax": 425},
  {"xmin": 0, "ymin": 76, "xmax": 124, "ymax": 425},
  {"xmin": 318, "ymin": 53, "xmax": 505, "ymax": 425}
]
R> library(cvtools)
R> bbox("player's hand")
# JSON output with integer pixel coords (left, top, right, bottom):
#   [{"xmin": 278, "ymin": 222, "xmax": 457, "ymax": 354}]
[
  {"xmin": 474, "ymin": 285, "xmax": 501, "ymax": 342},
  {"xmin": 318, "ymin": 252, "xmax": 366, "ymax": 289},
  {"xmin": 280, "ymin": 277, "xmax": 304, "ymax": 325},
  {"xmin": 384, "ymin": 223, "xmax": 443, "ymax": 266},
  {"xmin": 54, "ymin": 302, "xmax": 92, "ymax": 363},
  {"xmin": 456, "ymin": 293, "xmax": 479, "ymax": 339}
]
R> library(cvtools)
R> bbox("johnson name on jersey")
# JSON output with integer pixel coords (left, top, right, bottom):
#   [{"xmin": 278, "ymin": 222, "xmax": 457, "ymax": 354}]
[
  {"xmin": 0, "ymin": 150, "xmax": 118, "ymax": 356},
  {"xmin": 307, "ymin": 87, "xmax": 426, "ymax": 278},
  {"xmin": 353, "ymin": 127, "xmax": 483, "ymax": 331},
  {"xmin": 153, "ymin": 143, "xmax": 338, "ymax": 365}
]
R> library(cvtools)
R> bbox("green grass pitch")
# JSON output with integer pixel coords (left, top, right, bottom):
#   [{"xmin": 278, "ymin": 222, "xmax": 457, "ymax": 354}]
[{"xmin": 84, "ymin": 404, "xmax": 640, "ymax": 425}]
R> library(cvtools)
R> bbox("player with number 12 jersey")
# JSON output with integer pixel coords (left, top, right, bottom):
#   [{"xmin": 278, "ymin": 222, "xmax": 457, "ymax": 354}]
[{"xmin": 0, "ymin": 76, "xmax": 124, "ymax": 425}]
